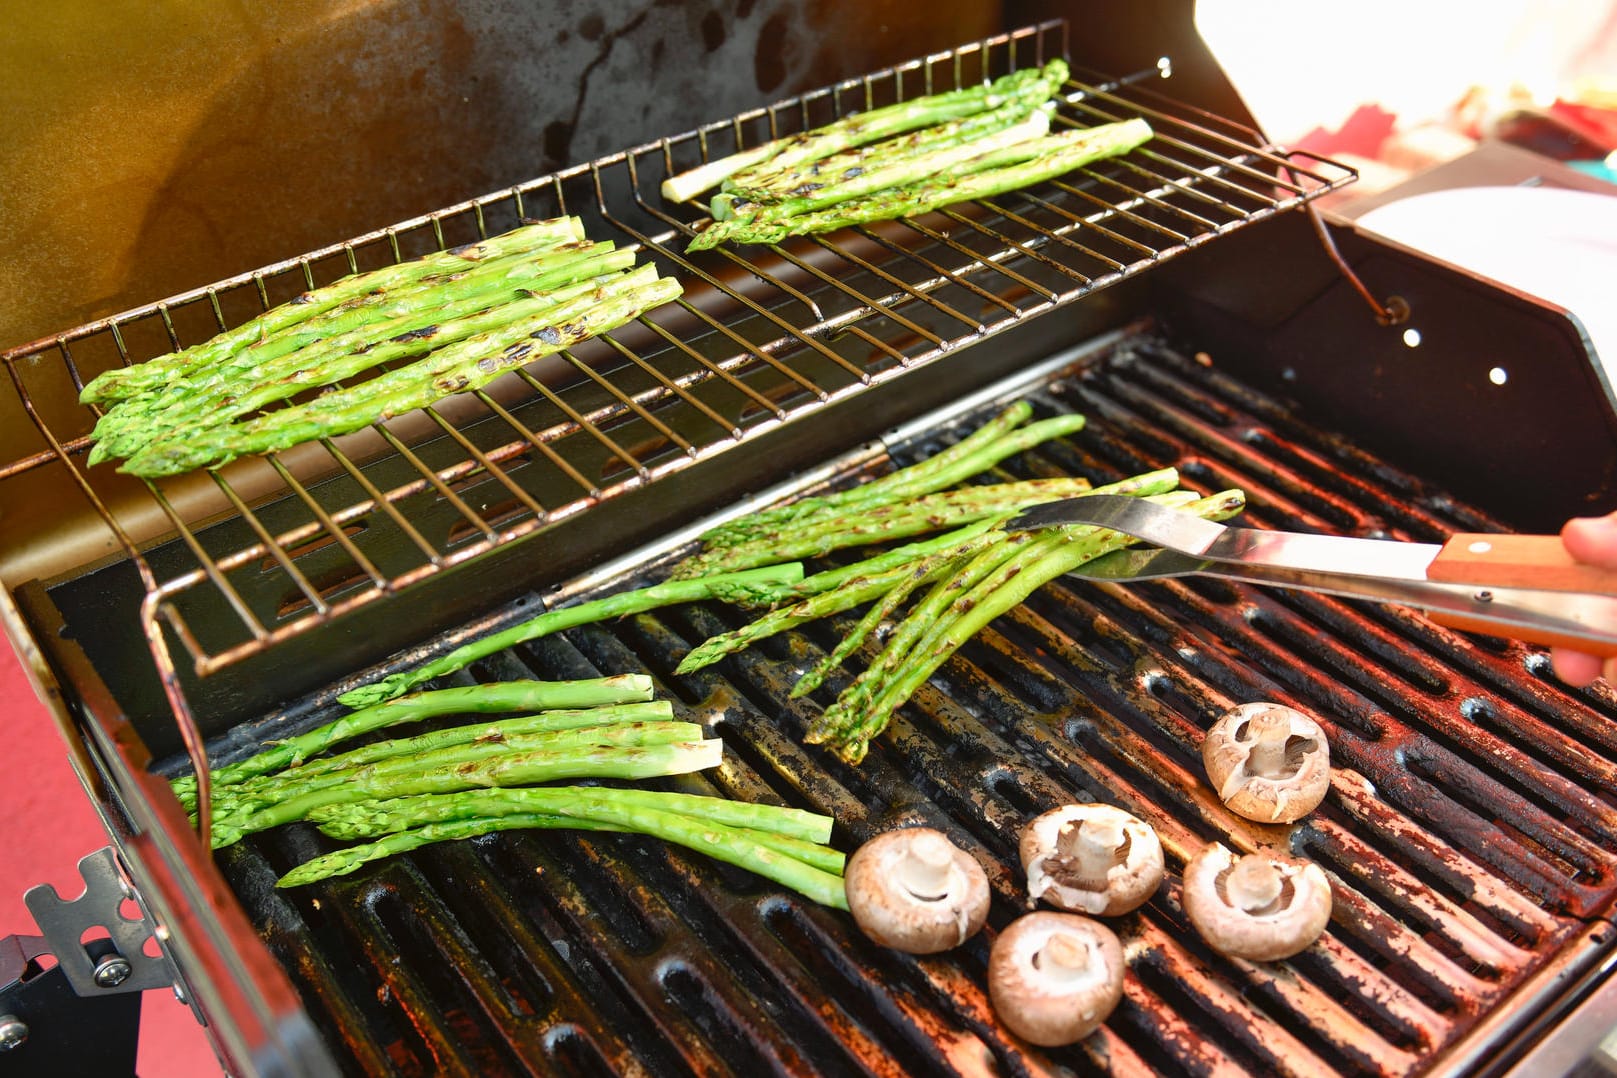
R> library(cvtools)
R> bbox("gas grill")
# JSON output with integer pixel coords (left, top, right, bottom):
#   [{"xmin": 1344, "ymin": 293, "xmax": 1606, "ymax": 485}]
[{"xmin": 3, "ymin": 6, "xmax": 1616, "ymax": 1076}]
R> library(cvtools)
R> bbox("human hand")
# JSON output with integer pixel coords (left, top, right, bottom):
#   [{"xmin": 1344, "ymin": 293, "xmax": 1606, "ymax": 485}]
[{"xmin": 1550, "ymin": 510, "xmax": 1617, "ymax": 686}]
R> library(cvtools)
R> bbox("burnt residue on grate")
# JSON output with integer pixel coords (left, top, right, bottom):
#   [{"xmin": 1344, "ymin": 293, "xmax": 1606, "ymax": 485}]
[{"xmin": 215, "ymin": 335, "xmax": 1617, "ymax": 1077}]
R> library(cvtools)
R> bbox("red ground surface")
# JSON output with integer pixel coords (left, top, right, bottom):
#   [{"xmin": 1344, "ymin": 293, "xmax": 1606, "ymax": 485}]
[{"xmin": 2, "ymin": 648, "xmax": 222, "ymax": 1076}]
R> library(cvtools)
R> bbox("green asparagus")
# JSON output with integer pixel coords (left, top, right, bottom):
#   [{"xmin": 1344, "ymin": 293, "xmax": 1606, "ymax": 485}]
[
  {"xmin": 661, "ymin": 60, "xmax": 1069, "ymax": 204},
  {"xmin": 89, "ymin": 245, "xmax": 636, "ymax": 464},
  {"xmin": 675, "ymin": 469, "xmax": 1177, "ymax": 579},
  {"xmin": 170, "ymin": 675, "xmax": 652, "ymax": 809},
  {"xmin": 309, "ymin": 787, "xmax": 835, "ymax": 850},
  {"xmin": 697, "ymin": 403, "xmax": 1085, "ymax": 548},
  {"xmin": 823, "ymin": 490, "xmax": 1247, "ymax": 762},
  {"xmin": 81, "ymin": 218, "xmax": 586, "ymax": 404},
  {"xmin": 276, "ymin": 807, "xmax": 849, "ymax": 908},
  {"xmin": 674, "ymin": 521, "xmax": 1010, "ymax": 675},
  {"xmin": 212, "ymin": 739, "xmax": 724, "ymax": 848},
  {"xmin": 805, "ymin": 529, "xmax": 1036, "ymax": 746},
  {"xmin": 788, "ymin": 539, "xmax": 975, "ymax": 699},
  {"xmin": 123, "ymin": 271, "xmax": 681, "ymax": 476},
  {"xmin": 338, "ymin": 563, "xmax": 805, "ymax": 708},
  {"xmin": 218, "ymin": 701, "xmax": 674, "ymax": 798},
  {"xmin": 724, "ymin": 99, "xmax": 1055, "ymax": 203},
  {"xmin": 208, "ymin": 721, "xmax": 703, "ymax": 829},
  {"xmin": 710, "ymin": 110, "xmax": 1051, "ymax": 223},
  {"xmin": 689, "ymin": 118, "xmax": 1152, "ymax": 250}
]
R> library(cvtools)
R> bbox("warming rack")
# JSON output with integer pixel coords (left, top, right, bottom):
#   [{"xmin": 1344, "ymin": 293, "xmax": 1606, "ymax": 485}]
[{"xmin": 0, "ymin": 22, "xmax": 1353, "ymax": 693}]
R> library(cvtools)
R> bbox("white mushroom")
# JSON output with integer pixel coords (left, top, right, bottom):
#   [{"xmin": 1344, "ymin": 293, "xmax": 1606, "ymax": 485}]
[
  {"xmin": 1202, "ymin": 702, "xmax": 1330, "ymax": 824},
  {"xmin": 988, "ymin": 912, "xmax": 1125, "ymax": 1046},
  {"xmin": 844, "ymin": 827, "xmax": 990, "ymax": 954},
  {"xmin": 1181, "ymin": 842, "xmax": 1333, "ymax": 961},
  {"xmin": 1019, "ymin": 804, "xmax": 1164, "ymax": 916}
]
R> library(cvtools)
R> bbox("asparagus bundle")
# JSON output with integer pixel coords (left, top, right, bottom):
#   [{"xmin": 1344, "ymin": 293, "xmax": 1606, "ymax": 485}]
[
  {"xmin": 664, "ymin": 57, "xmax": 1153, "ymax": 252},
  {"xmin": 664, "ymin": 402, "xmax": 1250, "ymax": 761},
  {"xmin": 283, "ymin": 797, "xmax": 848, "ymax": 908},
  {"xmin": 81, "ymin": 218, "xmax": 588, "ymax": 404},
  {"xmin": 688, "ymin": 119, "xmax": 1153, "ymax": 251},
  {"xmin": 88, "ymin": 243, "xmax": 636, "ymax": 465},
  {"xmin": 85, "ymin": 218, "xmax": 683, "ymax": 477},
  {"xmin": 171, "ymin": 676, "xmax": 846, "ymax": 905},
  {"xmin": 661, "ymin": 61, "xmax": 1069, "ymax": 204},
  {"xmin": 807, "ymin": 489, "xmax": 1246, "ymax": 762},
  {"xmin": 125, "ymin": 269, "xmax": 680, "ymax": 476}
]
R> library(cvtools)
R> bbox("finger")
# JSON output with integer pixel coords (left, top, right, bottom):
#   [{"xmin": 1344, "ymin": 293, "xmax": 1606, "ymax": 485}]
[
  {"xmin": 1560, "ymin": 510, "xmax": 1617, "ymax": 569},
  {"xmin": 1551, "ymin": 647, "xmax": 1605, "ymax": 687}
]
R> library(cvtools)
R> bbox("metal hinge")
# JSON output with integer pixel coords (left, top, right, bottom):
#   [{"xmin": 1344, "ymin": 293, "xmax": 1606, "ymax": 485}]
[{"xmin": 21, "ymin": 847, "xmax": 179, "ymax": 997}]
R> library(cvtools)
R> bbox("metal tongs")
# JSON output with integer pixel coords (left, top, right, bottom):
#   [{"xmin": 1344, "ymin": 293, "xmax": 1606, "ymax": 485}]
[{"xmin": 1008, "ymin": 495, "xmax": 1617, "ymax": 655}]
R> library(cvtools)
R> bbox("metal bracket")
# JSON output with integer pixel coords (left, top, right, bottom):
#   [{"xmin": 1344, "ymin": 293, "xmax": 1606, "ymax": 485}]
[
  {"xmin": 22, "ymin": 847, "xmax": 177, "ymax": 996},
  {"xmin": 0, "ymin": 934, "xmax": 142, "ymax": 1077}
]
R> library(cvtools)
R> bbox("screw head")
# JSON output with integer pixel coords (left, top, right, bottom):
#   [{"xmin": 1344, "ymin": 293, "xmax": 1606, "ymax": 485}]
[
  {"xmin": 0, "ymin": 1014, "xmax": 27, "ymax": 1051},
  {"xmin": 93, "ymin": 954, "xmax": 132, "ymax": 988}
]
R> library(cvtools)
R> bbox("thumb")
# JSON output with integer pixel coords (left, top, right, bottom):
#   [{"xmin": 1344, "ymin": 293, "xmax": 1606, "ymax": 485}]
[{"xmin": 1561, "ymin": 511, "xmax": 1617, "ymax": 570}]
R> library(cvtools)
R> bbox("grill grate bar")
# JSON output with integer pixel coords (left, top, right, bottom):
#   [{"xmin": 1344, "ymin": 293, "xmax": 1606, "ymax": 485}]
[
  {"xmin": 154, "ymin": 480, "xmax": 282, "ymax": 644},
  {"xmin": 263, "ymin": 457, "xmax": 390, "ymax": 590},
  {"xmin": 417, "ymin": 404, "xmax": 549, "ymax": 521},
  {"xmin": 368, "ymin": 422, "xmax": 500, "ymax": 543},
  {"xmin": 311, "ymin": 439, "xmax": 445, "ymax": 566}
]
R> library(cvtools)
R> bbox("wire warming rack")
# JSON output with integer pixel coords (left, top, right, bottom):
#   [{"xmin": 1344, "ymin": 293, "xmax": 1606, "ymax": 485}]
[{"xmin": 0, "ymin": 21, "xmax": 1354, "ymax": 686}]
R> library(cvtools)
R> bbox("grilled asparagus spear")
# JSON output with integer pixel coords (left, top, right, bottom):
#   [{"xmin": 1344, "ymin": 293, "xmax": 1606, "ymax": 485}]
[
  {"xmin": 277, "ymin": 803, "xmax": 849, "ymax": 908},
  {"xmin": 338, "ymin": 563, "xmax": 805, "ymax": 708},
  {"xmin": 661, "ymin": 60, "xmax": 1069, "ymax": 203},
  {"xmin": 710, "ymin": 109, "xmax": 1052, "ymax": 222}
]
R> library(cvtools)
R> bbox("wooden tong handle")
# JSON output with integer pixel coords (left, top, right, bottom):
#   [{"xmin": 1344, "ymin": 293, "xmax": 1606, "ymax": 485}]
[{"xmin": 1426, "ymin": 534, "xmax": 1617, "ymax": 656}]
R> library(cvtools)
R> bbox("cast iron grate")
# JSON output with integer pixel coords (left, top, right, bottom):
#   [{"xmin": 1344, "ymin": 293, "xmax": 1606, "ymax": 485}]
[{"xmin": 208, "ymin": 336, "xmax": 1617, "ymax": 1077}]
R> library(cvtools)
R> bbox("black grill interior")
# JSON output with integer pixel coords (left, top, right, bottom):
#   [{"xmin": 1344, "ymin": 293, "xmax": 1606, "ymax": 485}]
[{"xmin": 174, "ymin": 335, "xmax": 1617, "ymax": 1075}]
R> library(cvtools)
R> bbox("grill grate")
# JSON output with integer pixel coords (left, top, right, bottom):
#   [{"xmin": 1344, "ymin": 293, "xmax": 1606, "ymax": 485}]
[
  {"xmin": 213, "ymin": 336, "xmax": 1617, "ymax": 1077},
  {"xmin": 0, "ymin": 22, "xmax": 1351, "ymax": 692}
]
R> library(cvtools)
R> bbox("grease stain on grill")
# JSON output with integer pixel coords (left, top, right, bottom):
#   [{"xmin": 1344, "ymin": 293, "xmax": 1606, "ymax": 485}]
[
  {"xmin": 1400, "ymin": 753, "xmax": 1606, "ymax": 901},
  {"xmin": 660, "ymin": 961, "xmax": 775, "ymax": 1073},
  {"xmin": 757, "ymin": 897, "xmax": 957, "ymax": 1075},
  {"xmin": 539, "ymin": 1022, "xmax": 618, "ymax": 1075}
]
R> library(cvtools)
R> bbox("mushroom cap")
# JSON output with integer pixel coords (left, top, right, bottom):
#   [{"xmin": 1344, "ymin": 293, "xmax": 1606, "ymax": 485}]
[
  {"xmin": 988, "ymin": 911, "xmax": 1125, "ymax": 1046},
  {"xmin": 1019, "ymin": 804, "xmax": 1164, "ymax": 916},
  {"xmin": 1181, "ymin": 842, "xmax": 1333, "ymax": 961},
  {"xmin": 1202, "ymin": 702, "xmax": 1330, "ymax": 824},
  {"xmin": 844, "ymin": 827, "xmax": 990, "ymax": 954}
]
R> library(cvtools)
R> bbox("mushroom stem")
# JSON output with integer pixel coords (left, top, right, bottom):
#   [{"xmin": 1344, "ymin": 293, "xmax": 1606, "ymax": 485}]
[
  {"xmin": 1244, "ymin": 710, "xmax": 1297, "ymax": 779},
  {"xmin": 1224, "ymin": 856, "xmax": 1285, "ymax": 914},
  {"xmin": 1035, "ymin": 931, "xmax": 1100, "ymax": 986},
  {"xmin": 897, "ymin": 830, "xmax": 961, "ymax": 900},
  {"xmin": 1054, "ymin": 818, "xmax": 1128, "ymax": 893}
]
